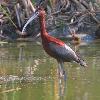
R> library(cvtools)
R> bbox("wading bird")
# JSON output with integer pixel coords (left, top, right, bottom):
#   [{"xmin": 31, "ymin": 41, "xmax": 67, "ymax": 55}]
[
  {"xmin": 22, "ymin": 8, "xmax": 87, "ymax": 80},
  {"xmin": 70, "ymin": 29, "xmax": 81, "ymax": 45},
  {"xmin": 69, "ymin": 28, "xmax": 81, "ymax": 51}
]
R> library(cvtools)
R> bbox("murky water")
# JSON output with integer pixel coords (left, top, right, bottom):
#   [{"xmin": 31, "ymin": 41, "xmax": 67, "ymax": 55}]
[{"xmin": 0, "ymin": 40, "xmax": 100, "ymax": 100}]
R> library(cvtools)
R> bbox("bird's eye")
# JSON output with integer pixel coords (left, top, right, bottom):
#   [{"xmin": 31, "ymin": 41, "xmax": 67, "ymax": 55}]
[{"xmin": 36, "ymin": 12, "xmax": 39, "ymax": 15}]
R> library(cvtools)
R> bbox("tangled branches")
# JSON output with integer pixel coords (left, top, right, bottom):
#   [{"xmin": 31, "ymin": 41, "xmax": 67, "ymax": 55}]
[
  {"xmin": 0, "ymin": 0, "xmax": 100, "ymax": 40},
  {"xmin": 47, "ymin": 0, "xmax": 100, "ymax": 34}
]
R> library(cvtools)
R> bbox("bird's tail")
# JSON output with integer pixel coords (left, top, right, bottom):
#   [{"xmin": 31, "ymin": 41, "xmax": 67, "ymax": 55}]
[{"xmin": 78, "ymin": 58, "xmax": 87, "ymax": 67}]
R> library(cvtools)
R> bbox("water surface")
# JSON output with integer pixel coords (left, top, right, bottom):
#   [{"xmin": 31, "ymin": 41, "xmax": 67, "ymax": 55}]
[{"xmin": 0, "ymin": 40, "xmax": 100, "ymax": 100}]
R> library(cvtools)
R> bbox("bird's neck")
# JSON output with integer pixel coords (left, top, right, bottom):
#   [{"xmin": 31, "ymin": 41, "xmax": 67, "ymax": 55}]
[
  {"xmin": 39, "ymin": 14, "xmax": 47, "ymax": 37},
  {"xmin": 39, "ymin": 13, "xmax": 65, "ymax": 46}
]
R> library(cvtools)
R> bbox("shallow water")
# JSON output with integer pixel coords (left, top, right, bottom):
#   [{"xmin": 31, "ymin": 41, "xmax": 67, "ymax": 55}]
[{"xmin": 0, "ymin": 40, "xmax": 100, "ymax": 100}]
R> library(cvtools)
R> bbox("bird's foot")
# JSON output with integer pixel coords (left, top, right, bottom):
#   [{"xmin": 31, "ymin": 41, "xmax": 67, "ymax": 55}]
[{"xmin": 59, "ymin": 70, "xmax": 67, "ymax": 81}]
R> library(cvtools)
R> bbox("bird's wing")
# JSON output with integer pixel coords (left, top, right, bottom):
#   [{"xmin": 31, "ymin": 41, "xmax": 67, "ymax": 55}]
[{"xmin": 48, "ymin": 42, "xmax": 79, "ymax": 62}]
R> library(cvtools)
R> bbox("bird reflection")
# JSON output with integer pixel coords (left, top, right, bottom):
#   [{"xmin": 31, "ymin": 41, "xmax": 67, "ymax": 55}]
[
  {"xmin": 56, "ymin": 67, "xmax": 67, "ymax": 100},
  {"xmin": 58, "ymin": 75, "xmax": 66, "ymax": 96}
]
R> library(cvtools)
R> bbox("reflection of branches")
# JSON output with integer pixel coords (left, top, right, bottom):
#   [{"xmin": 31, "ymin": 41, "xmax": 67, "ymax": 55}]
[
  {"xmin": 18, "ymin": 46, "xmax": 25, "ymax": 62},
  {"xmin": 56, "ymin": 62, "xmax": 67, "ymax": 98}
]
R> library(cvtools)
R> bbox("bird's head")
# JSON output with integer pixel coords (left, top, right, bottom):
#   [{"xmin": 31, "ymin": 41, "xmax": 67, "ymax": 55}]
[
  {"xmin": 22, "ymin": 7, "xmax": 45, "ymax": 33},
  {"xmin": 38, "ymin": 8, "xmax": 46, "ymax": 17}
]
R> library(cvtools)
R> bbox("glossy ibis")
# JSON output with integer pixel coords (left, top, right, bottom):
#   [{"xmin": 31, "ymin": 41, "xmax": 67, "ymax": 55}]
[{"xmin": 22, "ymin": 8, "xmax": 87, "ymax": 80}]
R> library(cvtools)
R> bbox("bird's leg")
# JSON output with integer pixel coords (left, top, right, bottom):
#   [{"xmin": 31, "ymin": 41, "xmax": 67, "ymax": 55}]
[
  {"xmin": 60, "ymin": 61, "xmax": 67, "ymax": 81},
  {"xmin": 57, "ymin": 61, "xmax": 67, "ymax": 96},
  {"xmin": 58, "ymin": 61, "xmax": 67, "ymax": 81}
]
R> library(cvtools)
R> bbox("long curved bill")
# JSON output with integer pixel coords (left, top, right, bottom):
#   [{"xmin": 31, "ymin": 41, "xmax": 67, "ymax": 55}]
[{"xmin": 22, "ymin": 12, "xmax": 39, "ymax": 33}]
